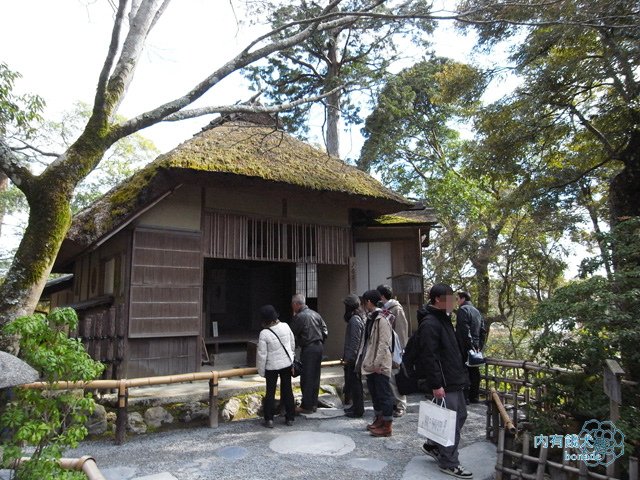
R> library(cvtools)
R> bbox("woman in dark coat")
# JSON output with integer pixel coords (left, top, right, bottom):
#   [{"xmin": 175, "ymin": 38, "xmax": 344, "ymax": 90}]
[{"xmin": 342, "ymin": 294, "xmax": 365, "ymax": 417}]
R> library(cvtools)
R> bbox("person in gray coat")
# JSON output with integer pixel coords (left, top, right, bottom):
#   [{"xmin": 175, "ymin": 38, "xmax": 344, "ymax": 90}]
[{"xmin": 342, "ymin": 294, "xmax": 365, "ymax": 417}]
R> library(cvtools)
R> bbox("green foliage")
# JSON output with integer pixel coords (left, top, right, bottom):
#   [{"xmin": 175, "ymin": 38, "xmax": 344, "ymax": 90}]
[
  {"xmin": 1, "ymin": 308, "xmax": 104, "ymax": 479},
  {"xmin": 0, "ymin": 62, "xmax": 44, "ymax": 136},
  {"xmin": 244, "ymin": 1, "xmax": 434, "ymax": 142},
  {"xmin": 527, "ymin": 219, "xmax": 640, "ymax": 453}
]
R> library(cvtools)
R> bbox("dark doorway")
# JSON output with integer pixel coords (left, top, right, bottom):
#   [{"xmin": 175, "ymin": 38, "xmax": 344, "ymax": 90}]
[{"xmin": 203, "ymin": 259, "xmax": 295, "ymax": 341}]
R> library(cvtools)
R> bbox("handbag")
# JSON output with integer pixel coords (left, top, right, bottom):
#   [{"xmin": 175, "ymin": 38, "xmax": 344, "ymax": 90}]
[
  {"xmin": 291, "ymin": 359, "xmax": 303, "ymax": 378},
  {"xmin": 466, "ymin": 348, "xmax": 485, "ymax": 367},
  {"xmin": 417, "ymin": 398, "xmax": 457, "ymax": 446},
  {"xmin": 266, "ymin": 328, "xmax": 301, "ymax": 377}
]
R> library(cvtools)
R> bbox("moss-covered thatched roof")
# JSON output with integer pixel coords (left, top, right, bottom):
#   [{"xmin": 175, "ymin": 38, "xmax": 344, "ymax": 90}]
[
  {"xmin": 371, "ymin": 208, "xmax": 438, "ymax": 226},
  {"xmin": 65, "ymin": 121, "xmax": 412, "ymax": 250}
]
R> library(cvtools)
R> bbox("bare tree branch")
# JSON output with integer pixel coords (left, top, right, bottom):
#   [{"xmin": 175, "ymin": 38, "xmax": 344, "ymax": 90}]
[
  {"xmin": 94, "ymin": 0, "xmax": 128, "ymax": 116},
  {"xmin": 0, "ymin": 138, "xmax": 35, "ymax": 191},
  {"xmin": 161, "ymin": 84, "xmax": 346, "ymax": 122}
]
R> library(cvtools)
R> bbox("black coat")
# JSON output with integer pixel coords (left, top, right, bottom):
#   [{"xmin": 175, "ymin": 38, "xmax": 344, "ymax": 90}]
[
  {"xmin": 456, "ymin": 301, "xmax": 485, "ymax": 350},
  {"xmin": 417, "ymin": 304, "xmax": 469, "ymax": 392}
]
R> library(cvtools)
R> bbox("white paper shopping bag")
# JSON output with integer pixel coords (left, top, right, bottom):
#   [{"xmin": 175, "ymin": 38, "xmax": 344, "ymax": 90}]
[{"xmin": 417, "ymin": 399, "xmax": 457, "ymax": 446}]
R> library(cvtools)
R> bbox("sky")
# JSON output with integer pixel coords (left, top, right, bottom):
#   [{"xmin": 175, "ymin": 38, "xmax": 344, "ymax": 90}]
[
  {"xmin": 1, "ymin": 0, "xmax": 483, "ymax": 157},
  {"xmin": 3, "ymin": 1, "xmax": 587, "ymax": 275}
]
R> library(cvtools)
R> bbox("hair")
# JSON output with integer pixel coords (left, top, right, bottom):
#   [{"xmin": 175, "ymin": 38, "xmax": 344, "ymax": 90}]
[
  {"xmin": 292, "ymin": 293, "xmax": 306, "ymax": 305},
  {"xmin": 429, "ymin": 283, "xmax": 454, "ymax": 304},
  {"xmin": 362, "ymin": 289, "xmax": 382, "ymax": 306},
  {"xmin": 376, "ymin": 284, "xmax": 394, "ymax": 300},
  {"xmin": 458, "ymin": 291, "xmax": 471, "ymax": 302}
]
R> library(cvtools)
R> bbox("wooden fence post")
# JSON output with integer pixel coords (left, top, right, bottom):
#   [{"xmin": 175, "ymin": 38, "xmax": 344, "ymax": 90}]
[
  {"xmin": 496, "ymin": 427, "xmax": 505, "ymax": 480},
  {"xmin": 604, "ymin": 359, "xmax": 625, "ymax": 478},
  {"xmin": 114, "ymin": 380, "xmax": 128, "ymax": 445},
  {"xmin": 208, "ymin": 372, "xmax": 219, "ymax": 428},
  {"xmin": 535, "ymin": 444, "xmax": 548, "ymax": 480}
]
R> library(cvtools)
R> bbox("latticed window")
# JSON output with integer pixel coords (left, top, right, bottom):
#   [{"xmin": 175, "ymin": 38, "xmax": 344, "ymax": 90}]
[{"xmin": 204, "ymin": 211, "xmax": 352, "ymax": 265}]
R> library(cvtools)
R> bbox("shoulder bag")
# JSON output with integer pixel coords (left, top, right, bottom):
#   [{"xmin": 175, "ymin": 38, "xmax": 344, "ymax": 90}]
[{"xmin": 267, "ymin": 328, "xmax": 302, "ymax": 377}]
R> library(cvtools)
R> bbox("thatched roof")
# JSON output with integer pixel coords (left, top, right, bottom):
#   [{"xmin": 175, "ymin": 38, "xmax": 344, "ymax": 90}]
[
  {"xmin": 370, "ymin": 208, "xmax": 438, "ymax": 226},
  {"xmin": 65, "ymin": 121, "xmax": 412, "ymax": 250}
]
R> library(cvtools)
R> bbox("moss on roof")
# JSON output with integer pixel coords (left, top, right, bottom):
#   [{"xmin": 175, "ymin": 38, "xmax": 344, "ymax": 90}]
[
  {"xmin": 67, "ymin": 121, "xmax": 411, "ymax": 246},
  {"xmin": 371, "ymin": 209, "xmax": 438, "ymax": 226}
]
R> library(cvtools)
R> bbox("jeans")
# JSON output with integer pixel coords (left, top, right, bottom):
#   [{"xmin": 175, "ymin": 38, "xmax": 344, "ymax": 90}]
[
  {"xmin": 264, "ymin": 366, "xmax": 295, "ymax": 421},
  {"xmin": 365, "ymin": 372, "xmax": 394, "ymax": 420},
  {"xmin": 344, "ymin": 362, "xmax": 364, "ymax": 414}
]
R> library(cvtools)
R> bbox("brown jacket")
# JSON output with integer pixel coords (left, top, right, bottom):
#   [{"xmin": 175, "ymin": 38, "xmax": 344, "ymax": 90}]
[{"xmin": 358, "ymin": 309, "xmax": 393, "ymax": 377}]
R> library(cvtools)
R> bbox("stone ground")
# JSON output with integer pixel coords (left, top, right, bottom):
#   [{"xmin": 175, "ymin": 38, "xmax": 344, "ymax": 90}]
[{"xmin": 1, "ymin": 363, "xmax": 497, "ymax": 480}]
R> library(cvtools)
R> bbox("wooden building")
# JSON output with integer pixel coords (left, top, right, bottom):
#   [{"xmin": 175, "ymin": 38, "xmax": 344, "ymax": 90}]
[{"xmin": 45, "ymin": 117, "xmax": 436, "ymax": 379}]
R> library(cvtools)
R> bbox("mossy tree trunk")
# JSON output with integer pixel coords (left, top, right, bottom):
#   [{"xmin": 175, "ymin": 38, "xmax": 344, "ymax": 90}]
[{"xmin": 0, "ymin": 137, "xmax": 108, "ymax": 347}]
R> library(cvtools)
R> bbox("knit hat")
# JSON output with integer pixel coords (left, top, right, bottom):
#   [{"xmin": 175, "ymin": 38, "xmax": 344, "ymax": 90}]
[
  {"xmin": 343, "ymin": 294, "xmax": 360, "ymax": 309},
  {"xmin": 259, "ymin": 304, "xmax": 279, "ymax": 322}
]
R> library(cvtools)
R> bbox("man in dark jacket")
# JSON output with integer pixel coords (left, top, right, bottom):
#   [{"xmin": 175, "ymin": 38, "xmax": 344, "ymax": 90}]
[
  {"xmin": 418, "ymin": 283, "xmax": 473, "ymax": 479},
  {"xmin": 291, "ymin": 293, "xmax": 328, "ymax": 414},
  {"xmin": 455, "ymin": 291, "xmax": 486, "ymax": 404}
]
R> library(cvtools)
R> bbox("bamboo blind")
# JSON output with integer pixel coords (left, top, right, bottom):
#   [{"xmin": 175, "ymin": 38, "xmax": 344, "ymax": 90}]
[{"xmin": 203, "ymin": 211, "xmax": 352, "ymax": 265}]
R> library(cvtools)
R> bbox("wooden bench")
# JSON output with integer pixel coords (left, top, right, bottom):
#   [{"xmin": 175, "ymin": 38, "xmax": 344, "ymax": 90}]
[{"xmin": 203, "ymin": 334, "xmax": 259, "ymax": 366}]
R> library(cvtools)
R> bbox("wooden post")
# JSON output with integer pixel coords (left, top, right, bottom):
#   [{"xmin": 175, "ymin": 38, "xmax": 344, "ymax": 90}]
[
  {"xmin": 522, "ymin": 431, "xmax": 531, "ymax": 475},
  {"xmin": 486, "ymin": 399, "xmax": 493, "ymax": 440},
  {"xmin": 535, "ymin": 444, "xmax": 548, "ymax": 480},
  {"xmin": 114, "ymin": 380, "xmax": 128, "ymax": 445},
  {"xmin": 492, "ymin": 399, "xmax": 500, "ymax": 442},
  {"xmin": 578, "ymin": 456, "xmax": 588, "ymax": 480},
  {"xmin": 604, "ymin": 359, "xmax": 625, "ymax": 478},
  {"xmin": 496, "ymin": 427, "xmax": 505, "ymax": 480},
  {"xmin": 629, "ymin": 456, "xmax": 638, "ymax": 480},
  {"xmin": 208, "ymin": 372, "xmax": 219, "ymax": 428}
]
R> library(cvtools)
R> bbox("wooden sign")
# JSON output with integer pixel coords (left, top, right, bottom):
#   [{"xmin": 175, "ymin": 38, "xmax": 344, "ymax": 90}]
[{"xmin": 603, "ymin": 359, "xmax": 625, "ymax": 404}]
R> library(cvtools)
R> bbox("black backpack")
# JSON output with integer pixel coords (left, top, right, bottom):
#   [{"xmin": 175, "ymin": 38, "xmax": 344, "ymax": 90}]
[{"xmin": 394, "ymin": 320, "xmax": 427, "ymax": 395}]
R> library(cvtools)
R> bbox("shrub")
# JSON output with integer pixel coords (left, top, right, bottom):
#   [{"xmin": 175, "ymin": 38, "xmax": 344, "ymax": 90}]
[{"xmin": 1, "ymin": 308, "xmax": 104, "ymax": 479}]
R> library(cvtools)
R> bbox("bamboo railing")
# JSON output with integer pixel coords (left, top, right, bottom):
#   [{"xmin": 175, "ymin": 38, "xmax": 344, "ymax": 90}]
[
  {"xmin": 485, "ymin": 358, "xmax": 638, "ymax": 480},
  {"xmin": 13, "ymin": 456, "xmax": 106, "ymax": 480},
  {"xmin": 20, "ymin": 359, "xmax": 343, "ymax": 445}
]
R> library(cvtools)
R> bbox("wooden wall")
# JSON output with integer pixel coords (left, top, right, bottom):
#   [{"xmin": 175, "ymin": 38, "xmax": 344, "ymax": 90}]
[{"xmin": 126, "ymin": 228, "xmax": 202, "ymax": 377}]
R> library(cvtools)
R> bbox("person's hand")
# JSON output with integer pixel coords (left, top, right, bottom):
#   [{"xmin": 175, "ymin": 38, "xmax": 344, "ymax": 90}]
[{"xmin": 432, "ymin": 387, "xmax": 445, "ymax": 399}]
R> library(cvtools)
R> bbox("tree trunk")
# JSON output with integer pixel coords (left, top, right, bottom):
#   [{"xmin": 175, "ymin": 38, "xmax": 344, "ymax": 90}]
[
  {"xmin": 325, "ymin": 30, "xmax": 341, "ymax": 158},
  {"xmin": 609, "ymin": 135, "xmax": 640, "ymax": 273},
  {"xmin": 0, "ymin": 171, "xmax": 7, "ymax": 240},
  {"xmin": 0, "ymin": 176, "xmax": 73, "ymax": 343},
  {"xmin": 326, "ymin": 90, "xmax": 341, "ymax": 157}
]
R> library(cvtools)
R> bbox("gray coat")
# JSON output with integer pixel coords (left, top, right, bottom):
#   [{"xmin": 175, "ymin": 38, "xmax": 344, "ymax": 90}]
[{"xmin": 342, "ymin": 313, "xmax": 364, "ymax": 363}]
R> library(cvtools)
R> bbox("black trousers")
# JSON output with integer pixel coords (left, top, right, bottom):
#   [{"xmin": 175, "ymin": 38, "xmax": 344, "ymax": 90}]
[
  {"xmin": 300, "ymin": 342, "xmax": 323, "ymax": 410},
  {"xmin": 264, "ymin": 366, "xmax": 295, "ymax": 421},
  {"xmin": 343, "ymin": 362, "xmax": 364, "ymax": 414},
  {"xmin": 465, "ymin": 365, "xmax": 481, "ymax": 401},
  {"xmin": 366, "ymin": 372, "xmax": 394, "ymax": 420}
]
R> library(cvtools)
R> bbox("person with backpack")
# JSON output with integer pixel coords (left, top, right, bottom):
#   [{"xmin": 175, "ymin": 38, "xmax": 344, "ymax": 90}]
[
  {"xmin": 342, "ymin": 294, "xmax": 365, "ymax": 418},
  {"xmin": 356, "ymin": 289, "xmax": 395, "ymax": 437},
  {"xmin": 377, "ymin": 284, "xmax": 408, "ymax": 417},
  {"xmin": 418, "ymin": 284, "xmax": 473, "ymax": 479},
  {"xmin": 256, "ymin": 305, "xmax": 296, "ymax": 428}
]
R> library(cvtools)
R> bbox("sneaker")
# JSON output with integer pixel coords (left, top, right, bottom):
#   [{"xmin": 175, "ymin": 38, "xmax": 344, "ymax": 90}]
[
  {"xmin": 284, "ymin": 419, "xmax": 294, "ymax": 426},
  {"xmin": 263, "ymin": 419, "xmax": 274, "ymax": 428},
  {"xmin": 439, "ymin": 465, "xmax": 473, "ymax": 479},
  {"xmin": 421, "ymin": 443, "xmax": 439, "ymax": 461},
  {"xmin": 393, "ymin": 408, "xmax": 405, "ymax": 418}
]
